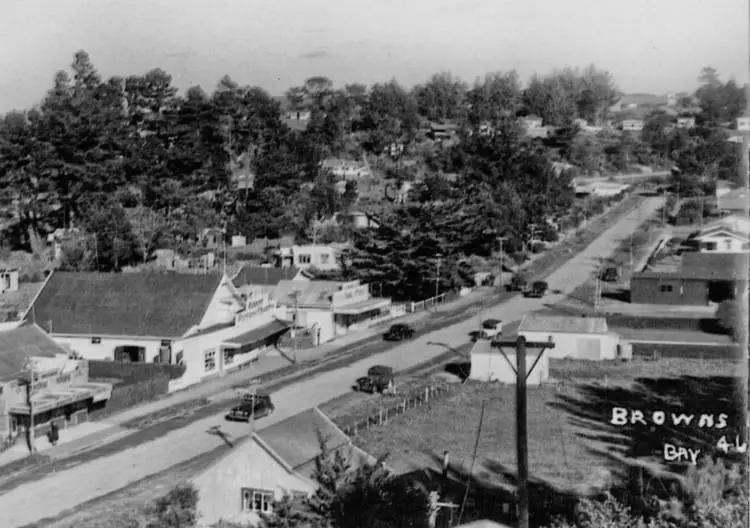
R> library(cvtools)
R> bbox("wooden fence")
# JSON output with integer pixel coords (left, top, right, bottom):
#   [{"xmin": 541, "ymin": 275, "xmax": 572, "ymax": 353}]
[
  {"xmin": 341, "ymin": 383, "xmax": 455, "ymax": 438},
  {"xmin": 408, "ymin": 292, "xmax": 450, "ymax": 313}
]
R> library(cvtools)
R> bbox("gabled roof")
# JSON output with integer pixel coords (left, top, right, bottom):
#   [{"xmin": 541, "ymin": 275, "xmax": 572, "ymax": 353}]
[
  {"xmin": 519, "ymin": 315, "xmax": 609, "ymax": 334},
  {"xmin": 0, "ymin": 324, "xmax": 65, "ymax": 381},
  {"xmin": 679, "ymin": 252, "xmax": 749, "ymax": 280},
  {"xmin": 232, "ymin": 266, "xmax": 303, "ymax": 288},
  {"xmin": 273, "ymin": 280, "xmax": 345, "ymax": 308},
  {"xmin": 257, "ymin": 407, "xmax": 359, "ymax": 478},
  {"xmin": 26, "ymin": 271, "xmax": 223, "ymax": 338}
]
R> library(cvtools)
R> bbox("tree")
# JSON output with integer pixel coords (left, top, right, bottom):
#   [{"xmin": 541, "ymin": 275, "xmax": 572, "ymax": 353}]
[
  {"xmin": 716, "ymin": 299, "xmax": 748, "ymax": 343},
  {"xmin": 412, "ymin": 71, "xmax": 468, "ymax": 122},
  {"xmin": 467, "ymin": 71, "xmax": 522, "ymax": 125},
  {"xmin": 568, "ymin": 134, "xmax": 604, "ymax": 175},
  {"xmin": 125, "ymin": 205, "xmax": 168, "ymax": 262}
]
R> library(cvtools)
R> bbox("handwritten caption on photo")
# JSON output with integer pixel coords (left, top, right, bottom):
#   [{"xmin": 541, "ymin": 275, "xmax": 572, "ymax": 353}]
[{"xmin": 610, "ymin": 407, "xmax": 746, "ymax": 464}]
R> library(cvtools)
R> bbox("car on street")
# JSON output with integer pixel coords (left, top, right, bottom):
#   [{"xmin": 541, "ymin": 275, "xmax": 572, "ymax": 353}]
[
  {"xmin": 599, "ymin": 266, "xmax": 620, "ymax": 282},
  {"xmin": 481, "ymin": 318, "xmax": 503, "ymax": 339},
  {"xmin": 524, "ymin": 280, "xmax": 548, "ymax": 298},
  {"xmin": 225, "ymin": 392, "xmax": 275, "ymax": 422},
  {"xmin": 506, "ymin": 274, "xmax": 528, "ymax": 292},
  {"xmin": 354, "ymin": 365, "xmax": 395, "ymax": 393},
  {"xmin": 384, "ymin": 323, "xmax": 415, "ymax": 341}
]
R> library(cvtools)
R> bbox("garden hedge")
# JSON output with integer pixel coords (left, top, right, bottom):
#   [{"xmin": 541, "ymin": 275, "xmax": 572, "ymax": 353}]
[
  {"xmin": 631, "ymin": 342, "xmax": 743, "ymax": 360},
  {"xmin": 88, "ymin": 376, "xmax": 170, "ymax": 421},
  {"xmin": 88, "ymin": 360, "xmax": 186, "ymax": 385},
  {"xmin": 606, "ymin": 315, "xmax": 727, "ymax": 335}
]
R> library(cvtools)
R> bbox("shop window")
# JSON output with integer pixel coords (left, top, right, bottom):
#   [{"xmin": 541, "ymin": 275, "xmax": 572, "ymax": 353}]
[
  {"xmin": 660, "ymin": 284, "xmax": 673, "ymax": 293},
  {"xmin": 224, "ymin": 349, "xmax": 235, "ymax": 365},
  {"xmin": 298, "ymin": 254, "xmax": 311, "ymax": 264},
  {"xmin": 175, "ymin": 351, "xmax": 184, "ymax": 366},
  {"xmin": 241, "ymin": 488, "xmax": 273, "ymax": 512},
  {"xmin": 91, "ymin": 337, "xmax": 101, "ymax": 344},
  {"xmin": 204, "ymin": 350, "xmax": 216, "ymax": 372}
]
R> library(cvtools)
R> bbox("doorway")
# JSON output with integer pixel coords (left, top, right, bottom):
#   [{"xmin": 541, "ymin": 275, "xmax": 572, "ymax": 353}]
[{"xmin": 114, "ymin": 345, "xmax": 146, "ymax": 362}]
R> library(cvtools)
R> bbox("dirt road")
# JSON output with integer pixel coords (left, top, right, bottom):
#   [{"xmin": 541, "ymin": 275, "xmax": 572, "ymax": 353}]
[{"xmin": 3, "ymin": 197, "xmax": 664, "ymax": 528}]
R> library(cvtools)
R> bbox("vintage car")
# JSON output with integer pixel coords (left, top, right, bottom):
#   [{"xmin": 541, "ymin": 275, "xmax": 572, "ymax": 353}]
[
  {"xmin": 354, "ymin": 365, "xmax": 395, "ymax": 394},
  {"xmin": 383, "ymin": 323, "xmax": 416, "ymax": 341},
  {"xmin": 226, "ymin": 392, "xmax": 275, "ymax": 422},
  {"xmin": 599, "ymin": 266, "xmax": 621, "ymax": 283},
  {"xmin": 524, "ymin": 280, "xmax": 549, "ymax": 298},
  {"xmin": 481, "ymin": 318, "xmax": 503, "ymax": 339}
]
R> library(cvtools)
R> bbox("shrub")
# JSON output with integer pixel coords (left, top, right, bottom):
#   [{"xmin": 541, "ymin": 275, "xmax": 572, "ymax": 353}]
[{"xmin": 88, "ymin": 360, "xmax": 186, "ymax": 384}]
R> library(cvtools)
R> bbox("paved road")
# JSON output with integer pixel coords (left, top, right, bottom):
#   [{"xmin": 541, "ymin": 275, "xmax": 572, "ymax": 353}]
[{"xmin": 3, "ymin": 197, "xmax": 664, "ymax": 528}]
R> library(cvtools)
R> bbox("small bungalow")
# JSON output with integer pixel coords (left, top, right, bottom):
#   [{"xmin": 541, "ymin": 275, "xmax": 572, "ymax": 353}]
[
  {"xmin": 688, "ymin": 215, "xmax": 750, "ymax": 254},
  {"xmin": 1, "ymin": 268, "xmax": 19, "ymax": 294},
  {"xmin": 715, "ymin": 180, "xmax": 736, "ymax": 199},
  {"xmin": 518, "ymin": 315, "xmax": 622, "ymax": 361},
  {"xmin": 621, "ymin": 119, "xmax": 644, "ymax": 132},
  {"xmin": 193, "ymin": 407, "xmax": 374, "ymax": 527},
  {"xmin": 736, "ymin": 116, "xmax": 750, "ymax": 131},
  {"xmin": 320, "ymin": 158, "xmax": 371, "ymax": 180},
  {"xmin": 676, "ymin": 116, "xmax": 696, "ymax": 129},
  {"xmin": 274, "ymin": 244, "xmax": 341, "ymax": 271},
  {"xmin": 429, "ymin": 122, "xmax": 459, "ymax": 142},
  {"xmin": 520, "ymin": 115, "xmax": 543, "ymax": 129}
]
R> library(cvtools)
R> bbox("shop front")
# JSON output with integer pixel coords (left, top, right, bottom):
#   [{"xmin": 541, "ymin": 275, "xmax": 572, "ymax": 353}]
[
  {"xmin": 3, "ymin": 364, "xmax": 112, "ymax": 440},
  {"xmin": 331, "ymin": 282, "xmax": 392, "ymax": 335}
]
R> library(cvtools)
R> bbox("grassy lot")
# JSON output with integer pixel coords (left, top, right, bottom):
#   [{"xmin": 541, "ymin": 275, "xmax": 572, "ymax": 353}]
[{"xmin": 353, "ymin": 356, "xmax": 743, "ymax": 497}]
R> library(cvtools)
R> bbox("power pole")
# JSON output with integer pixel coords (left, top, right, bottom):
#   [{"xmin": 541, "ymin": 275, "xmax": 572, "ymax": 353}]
[
  {"xmin": 434, "ymin": 253, "xmax": 443, "ymax": 309},
  {"xmin": 25, "ymin": 357, "xmax": 36, "ymax": 455},
  {"xmin": 739, "ymin": 71, "xmax": 749, "ymax": 445},
  {"xmin": 497, "ymin": 236, "xmax": 507, "ymax": 289},
  {"xmin": 495, "ymin": 336, "xmax": 555, "ymax": 528}
]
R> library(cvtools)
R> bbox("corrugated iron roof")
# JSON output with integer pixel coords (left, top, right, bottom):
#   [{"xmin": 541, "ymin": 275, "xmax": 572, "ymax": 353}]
[{"xmin": 519, "ymin": 315, "xmax": 609, "ymax": 334}]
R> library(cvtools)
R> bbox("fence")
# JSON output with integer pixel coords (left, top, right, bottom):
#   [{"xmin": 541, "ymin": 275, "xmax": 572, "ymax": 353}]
[
  {"xmin": 341, "ymin": 383, "xmax": 454, "ymax": 438},
  {"xmin": 408, "ymin": 292, "xmax": 451, "ymax": 313}
]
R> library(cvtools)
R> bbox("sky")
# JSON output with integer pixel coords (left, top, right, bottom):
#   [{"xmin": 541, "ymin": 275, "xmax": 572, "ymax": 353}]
[{"xmin": 0, "ymin": 0, "xmax": 748, "ymax": 113}]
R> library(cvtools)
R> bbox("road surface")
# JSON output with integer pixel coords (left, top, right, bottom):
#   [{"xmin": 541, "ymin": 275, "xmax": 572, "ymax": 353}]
[{"xmin": 2, "ymin": 197, "xmax": 664, "ymax": 528}]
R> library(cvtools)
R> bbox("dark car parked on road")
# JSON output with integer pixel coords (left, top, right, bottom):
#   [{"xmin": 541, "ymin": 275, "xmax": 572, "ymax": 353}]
[
  {"xmin": 226, "ymin": 392, "xmax": 275, "ymax": 422},
  {"xmin": 524, "ymin": 280, "xmax": 548, "ymax": 298},
  {"xmin": 354, "ymin": 365, "xmax": 395, "ymax": 394},
  {"xmin": 599, "ymin": 266, "xmax": 620, "ymax": 283},
  {"xmin": 384, "ymin": 323, "xmax": 415, "ymax": 341}
]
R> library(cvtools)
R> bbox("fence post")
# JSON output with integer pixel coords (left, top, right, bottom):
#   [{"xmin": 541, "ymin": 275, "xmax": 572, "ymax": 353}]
[
  {"xmin": 379, "ymin": 409, "xmax": 384, "ymax": 424},
  {"xmin": 353, "ymin": 423, "xmax": 357, "ymax": 437},
  {"xmin": 425, "ymin": 387, "xmax": 429, "ymax": 403}
]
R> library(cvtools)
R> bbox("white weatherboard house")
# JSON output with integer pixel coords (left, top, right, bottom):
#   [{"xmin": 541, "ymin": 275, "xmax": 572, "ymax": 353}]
[
  {"xmin": 193, "ymin": 407, "xmax": 374, "ymax": 527},
  {"xmin": 24, "ymin": 271, "xmax": 291, "ymax": 391},
  {"xmin": 469, "ymin": 339, "xmax": 550, "ymax": 386},
  {"xmin": 691, "ymin": 215, "xmax": 750, "ymax": 254},
  {"xmin": 518, "ymin": 315, "xmax": 621, "ymax": 360}
]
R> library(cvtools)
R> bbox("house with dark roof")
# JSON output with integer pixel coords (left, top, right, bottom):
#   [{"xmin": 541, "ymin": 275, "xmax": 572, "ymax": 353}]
[
  {"xmin": 630, "ymin": 252, "xmax": 749, "ymax": 305},
  {"xmin": 193, "ymin": 407, "xmax": 374, "ymax": 526},
  {"xmin": 24, "ymin": 271, "xmax": 292, "ymax": 390},
  {"xmin": 232, "ymin": 266, "xmax": 306, "ymax": 290},
  {"xmin": 272, "ymin": 279, "xmax": 392, "ymax": 344},
  {"xmin": 0, "ymin": 324, "xmax": 113, "ymax": 446}
]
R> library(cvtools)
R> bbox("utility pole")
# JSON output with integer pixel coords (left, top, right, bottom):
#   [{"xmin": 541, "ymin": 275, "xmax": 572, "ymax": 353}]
[
  {"xmin": 495, "ymin": 336, "xmax": 556, "ymax": 528},
  {"xmin": 25, "ymin": 357, "xmax": 36, "ymax": 455},
  {"xmin": 738, "ymin": 72, "xmax": 749, "ymax": 445},
  {"xmin": 434, "ymin": 253, "xmax": 443, "ymax": 309},
  {"xmin": 497, "ymin": 236, "xmax": 507, "ymax": 289}
]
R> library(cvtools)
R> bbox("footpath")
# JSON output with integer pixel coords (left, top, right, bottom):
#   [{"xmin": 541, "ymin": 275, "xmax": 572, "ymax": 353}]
[{"xmin": 0, "ymin": 192, "xmax": 642, "ymax": 468}]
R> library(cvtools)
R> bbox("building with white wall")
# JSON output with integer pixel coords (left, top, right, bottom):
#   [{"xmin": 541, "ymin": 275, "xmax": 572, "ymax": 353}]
[
  {"xmin": 274, "ymin": 245, "xmax": 341, "ymax": 271},
  {"xmin": 621, "ymin": 119, "xmax": 644, "ymax": 132},
  {"xmin": 518, "ymin": 316, "xmax": 621, "ymax": 360},
  {"xmin": 272, "ymin": 279, "xmax": 391, "ymax": 344},
  {"xmin": 0, "ymin": 268, "xmax": 19, "ymax": 294},
  {"xmin": 690, "ymin": 215, "xmax": 750, "ymax": 254},
  {"xmin": 24, "ymin": 271, "xmax": 291, "ymax": 391},
  {"xmin": 737, "ymin": 116, "xmax": 750, "ymax": 131},
  {"xmin": 469, "ymin": 339, "xmax": 549, "ymax": 386}
]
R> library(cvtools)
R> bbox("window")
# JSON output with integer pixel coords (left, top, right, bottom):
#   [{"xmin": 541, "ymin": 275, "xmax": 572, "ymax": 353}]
[
  {"xmin": 320, "ymin": 253, "xmax": 330, "ymax": 265},
  {"xmin": 175, "ymin": 351, "xmax": 184, "ymax": 366},
  {"xmin": 742, "ymin": 242, "xmax": 749, "ymax": 250},
  {"xmin": 91, "ymin": 337, "xmax": 101, "ymax": 344},
  {"xmin": 660, "ymin": 284, "xmax": 673, "ymax": 293},
  {"xmin": 241, "ymin": 488, "xmax": 273, "ymax": 513},
  {"xmin": 298, "ymin": 254, "xmax": 311, "ymax": 264},
  {"xmin": 204, "ymin": 349, "xmax": 216, "ymax": 371},
  {"xmin": 724, "ymin": 239, "xmax": 733, "ymax": 250},
  {"xmin": 703, "ymin": 241, "xmax": 717, "ymax": 251},
  {"xmin": 223, "ymin": 348, "xmax": 234, "ymax": 365}
]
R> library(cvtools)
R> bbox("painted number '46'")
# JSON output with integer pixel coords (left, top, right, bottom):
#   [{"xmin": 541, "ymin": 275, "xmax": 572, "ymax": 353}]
[{"xmin": 716, "ymin": 435, "xmax": 748, "ymax": 454}]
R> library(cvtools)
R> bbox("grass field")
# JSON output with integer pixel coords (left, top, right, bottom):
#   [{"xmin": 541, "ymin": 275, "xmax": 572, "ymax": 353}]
[{"xmin": 353, "ymin": 354, "xmax": 744, "ymax": 497}]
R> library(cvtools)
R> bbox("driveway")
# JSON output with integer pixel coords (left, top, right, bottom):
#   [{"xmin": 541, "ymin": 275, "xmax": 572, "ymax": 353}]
[{"xmin": 1, "ymin": 197, "xmax": 665, "ymax": 528}]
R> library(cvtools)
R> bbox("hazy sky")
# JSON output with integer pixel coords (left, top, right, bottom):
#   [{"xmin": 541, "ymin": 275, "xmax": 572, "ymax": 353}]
[{"xmin": 1, "ymin": 0, "xmax": 747, "ymax": 113}]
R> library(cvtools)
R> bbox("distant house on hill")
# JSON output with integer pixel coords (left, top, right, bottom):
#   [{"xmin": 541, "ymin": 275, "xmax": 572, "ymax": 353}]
[
  {"xmin": 609, "ymin": 93, "xmax": 667, "ymax": 113},
  {"xmin": 320, "ymin": 158, "xmax": 371, "ymax": 180},
  {"xmin": 621, "ymin": 119, "xmax": 644, "ymax": 132}
]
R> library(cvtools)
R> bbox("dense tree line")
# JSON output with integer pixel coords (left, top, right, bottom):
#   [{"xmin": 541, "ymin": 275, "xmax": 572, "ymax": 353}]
[{"xmin": 0, "ymin": 52, "xmax": 742, "ymax": 292}]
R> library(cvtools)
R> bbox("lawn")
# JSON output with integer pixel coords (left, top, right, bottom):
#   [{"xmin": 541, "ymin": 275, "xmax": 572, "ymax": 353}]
[{"xmin": 353, "ymin": 357, "xmax": 743, "ymax": 497}]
